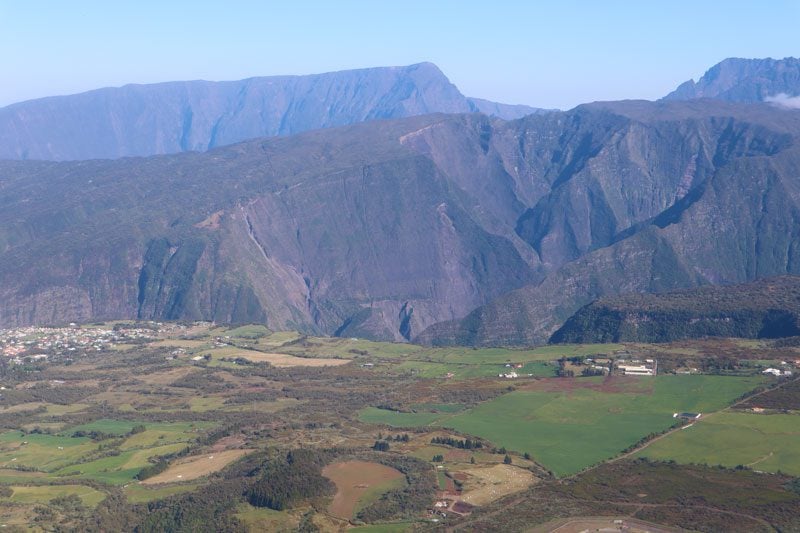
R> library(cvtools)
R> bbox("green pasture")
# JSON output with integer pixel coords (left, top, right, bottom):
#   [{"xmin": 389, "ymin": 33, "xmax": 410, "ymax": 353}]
[
  {"xmin": 0, "ymin": 420, "xmax": 212, "ymax": 485},
  {"xmin": 360, "ymin": 375, "xmax": 762, "ymax": 476},
  {"xmin": 0, "ymin": 484, "xmax": 106, "ymax": 507},
  {"xmin": 54, "ymin": 442, "xmax": 187, "ymax": 485},
  {"xmin": 393, "ymin": 359, "xmax": 556, "ymax": 380},
  {"xmin": 637, "ymin": 411, "xmax": 800, "ymax": 475},
  {"xmin": 0, "ymin": 431, "xmax": 96, "ymax": 472},
  {"xmin": 223, "ymin": 324, "xmax": 270, "ymax": 338},
  {"xmin": 359, "ymin": 407, "xmax": 445, "ymax": 427},
  {"xmin": 439, "ymin": 375, "xmax": 762, "ymax": 476}
]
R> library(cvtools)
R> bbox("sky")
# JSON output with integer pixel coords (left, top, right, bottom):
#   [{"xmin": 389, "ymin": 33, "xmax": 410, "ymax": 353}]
[{"xmin": 1, "ymin": 0, "xmax": 798, "ymax": 110}]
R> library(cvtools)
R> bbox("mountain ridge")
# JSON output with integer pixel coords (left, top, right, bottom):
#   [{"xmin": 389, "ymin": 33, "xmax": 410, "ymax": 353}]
[
  {"xmin": 663, "ymin": 56, "xmax": 800, "ymax": 103},
  {"xmin": 0, "ymin": 62, "xmax": 545, "ymax": 161}
]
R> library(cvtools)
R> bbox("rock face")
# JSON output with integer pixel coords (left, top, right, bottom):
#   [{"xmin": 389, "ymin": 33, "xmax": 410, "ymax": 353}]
[
  {"xmin": 414, "ymin": 100, "xmax": 800, "ymax": 345},
  {"xmin": 3, "ymin": 97, "xmax": 800, "ymax": 344},
  {"xmin": 663, "ymin": 57, "xmax": 800, "ymax": 103},
  {"xmin": 0, "ymin": 114, "xmax": 536, "ymax": 341},
  {"xmin": 0, "ymin": 63, "xmax": 543, "ymax": 161},
  {"xmin": 549, "ymin": 276, "xmax": 800, "ymax": 343}
]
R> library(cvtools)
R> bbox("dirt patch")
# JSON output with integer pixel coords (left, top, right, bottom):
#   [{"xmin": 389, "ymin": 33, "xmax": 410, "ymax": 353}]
[
  {"xmin": 233, "ymin": 352, "xmax": 351, "ymax": 368},
  {"xmin": 141, "ymin": 449, "xmax": 251, "ymax": 484},
  {"xmin": 459, "ymin": 464, "xmax": 536, "ymax": 506},
  {"xmin": 322, "ymin": 460, "xmax": 404, "ymax": 519},
  {"xmin": 194, "ymin": 210, "xmax": 224, "ymax": 229}
]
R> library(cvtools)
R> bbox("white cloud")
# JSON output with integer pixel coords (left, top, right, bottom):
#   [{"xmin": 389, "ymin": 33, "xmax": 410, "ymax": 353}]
[{"xmin": 765, "ymin": 93, "xmax": 800, "ymax": 109}]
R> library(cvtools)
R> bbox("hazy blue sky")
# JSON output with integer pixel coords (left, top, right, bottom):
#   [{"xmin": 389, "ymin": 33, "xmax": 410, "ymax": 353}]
[{"xmin": 1, "ymin": 1, "xmax": 798, "ymax": 109}]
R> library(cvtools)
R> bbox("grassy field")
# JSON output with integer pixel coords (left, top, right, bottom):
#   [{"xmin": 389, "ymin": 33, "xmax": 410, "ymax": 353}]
[
  {"xmin": 0, "ymin": 420, "xmax": 214, "ymax": 487},
  {"xmin": 55, "ymin": 442, "xmax": 188, "ymax": 485},
  {"xmin": 394, "ymin": 360, "xmax": 556, "ymax": 379},
  {"xmin": 0, "ymin": 431, "xmax": 96, "ymax": 472},
  {"xmin": 359, "ymin": 407, "xmax": 446, "ymax": 427},
  {"xmin": 637, "ymin": 411, "xmax": 800, "ymax": 475},
  {"xmin": 0, "ymin": 484, "xmax": 106, "ymax": 507},
  {"xmin": 361, "ymin": 376, "xmax": 764, "ymax": 473},
  {"xmin": 322, "ymin": 460, "xmax": 405, "ymax": 520},
  {"xmin": 223, "ymin": 324, "xmax": 271, "ymax": 338},
  {"xmin": 234, "ymin": 503, "xmax": 298, "ymax": 531},
  {"xmin": 430, "ymin": 375, "xmax": 763, "ymax": 476}
]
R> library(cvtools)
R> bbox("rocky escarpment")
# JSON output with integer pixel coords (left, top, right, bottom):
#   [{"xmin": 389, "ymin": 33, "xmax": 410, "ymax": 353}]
[{"xmin": 549, "ymin": 276, "xmax": 800, "ymax": 343}]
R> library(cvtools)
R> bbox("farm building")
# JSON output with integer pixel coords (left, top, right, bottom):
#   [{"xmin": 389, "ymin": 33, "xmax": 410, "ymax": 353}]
[
  {"xmin": 617, "ymin": 364, "xmax": 655, "ymax": 376},
  {"xmin": 762, "ymin": 368, "xmax": 792, "ymax": 377},
  {"xmin": 673, "ymin": 412, "xmax": 702, "ymax": 420}
]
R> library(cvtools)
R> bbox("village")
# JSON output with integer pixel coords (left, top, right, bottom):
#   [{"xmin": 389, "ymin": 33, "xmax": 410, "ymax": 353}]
[{"xmin": 0, "ymin": 321, "xmax": 192, "ymax": 365}]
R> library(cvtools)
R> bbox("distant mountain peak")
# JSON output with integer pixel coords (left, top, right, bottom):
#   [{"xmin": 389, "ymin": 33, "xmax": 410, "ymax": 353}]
[
  {"xmin": 663, "ymin": 56, "xmax": 800, "ymax": 103},
  {"xmin": 0, "ymin": 63, "xmax": 545, "ymax": 161}
]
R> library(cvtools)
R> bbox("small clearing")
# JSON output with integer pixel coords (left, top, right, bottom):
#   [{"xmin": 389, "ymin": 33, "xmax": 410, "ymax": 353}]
[
  {"xmin": 322, "ymin": 460, "xmax": 405, "ymax": 519},
  {"xmin": 141, "ymin": 449, "xmax": 251, "ymax": 484},
  {"xmin": 458, "ymin": 464, "xmax": 536, "ymax": 506}
]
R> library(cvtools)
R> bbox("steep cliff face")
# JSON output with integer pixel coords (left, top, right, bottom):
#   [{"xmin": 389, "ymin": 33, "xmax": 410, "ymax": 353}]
[
  {"xmin": 415, "ymin": 101, "xmax": 800, "ymax": 345},
  {"xmin": 664, "ymin": 57, "xmax": 800, "ymax": 103},
  {"xmin": 550, "ymin": 276, "xmax": 800, "ymax": 343},
  {"xmin": 0, "ymin": 63, "xmax": 542, "ymax": 161},
  {"xmin": 0, "ymin": 114, "xmax": 536, "ymax": 340},
  {"xmin": 3, "ymin": 100, "xmax": 800, "ymax": 343}
]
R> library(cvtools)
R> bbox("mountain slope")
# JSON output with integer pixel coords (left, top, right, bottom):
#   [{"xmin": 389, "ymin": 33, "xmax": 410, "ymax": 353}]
[
  {"xmin": 0, "ymin": 113, "xmax": 537, "ymax": 340},
  {"xmin": 4, "ymin": 100, "xmax": 800, "ymax": 343},
  {"xmin": 0, "ymin": 63, "xmax": 542, "ymax": 161},
  {"xmin": 664, "ymin": 57, "xmax": 800, "ymax": 103},
  {"xmin": 550, "ymin": 276, "xmax": 800, "ymax": 343},
  {"xmin": 415, "ymin": 100, "xmax": 800, "ymax": 346}
]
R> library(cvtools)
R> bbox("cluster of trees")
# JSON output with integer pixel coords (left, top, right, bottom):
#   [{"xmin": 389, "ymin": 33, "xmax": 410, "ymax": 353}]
[
  {"xmin": 248, "ymin": 449, "xmax": 335, "ymax": 511},
  {"xmin": 170, "ymin": 371, "xmax": 231, "ymax": 393},
  {"xmin": 377, "ymin": 432, "xmax": 409, "ymax": 442},
  {"xmin": 372, "ymin": 440, "xmax": 391, "ymax": 451},
  {"xmin": 357, "ymin": 455, "xmax": 437, "ymax": 523},
  {"xmin": 430, "ymin": 436, "xmax": 482, "ymax": 449},
  {"xmin": 136, "ymin": 460, "xmax": 169, "ymax": 481}
]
